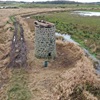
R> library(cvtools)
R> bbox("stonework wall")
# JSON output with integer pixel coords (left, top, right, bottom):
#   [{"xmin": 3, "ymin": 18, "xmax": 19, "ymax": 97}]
[{"xmin": 35, "ymin": 26, "xmax": 56, "ymax": 58}]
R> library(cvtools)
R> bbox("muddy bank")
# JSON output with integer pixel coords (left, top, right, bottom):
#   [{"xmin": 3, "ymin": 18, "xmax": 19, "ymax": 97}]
[{"xmin": 9, "ymin": 20, "xmax": 27, "ymax": 67}]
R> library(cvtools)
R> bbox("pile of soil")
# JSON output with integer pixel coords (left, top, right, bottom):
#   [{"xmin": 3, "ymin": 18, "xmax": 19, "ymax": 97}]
[
  {"xmin": 51, "ymin": 41, "xmax": 84, "ymax": 68},
  {"xmin": 53, "ymin": 42, "xmax": 100, "ymax": 100}
]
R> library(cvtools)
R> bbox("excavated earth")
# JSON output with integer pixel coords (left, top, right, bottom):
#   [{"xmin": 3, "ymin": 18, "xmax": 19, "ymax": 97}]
[{"xmin": 0, "ymin": 8, "xmax": 100, "ymax": 100}]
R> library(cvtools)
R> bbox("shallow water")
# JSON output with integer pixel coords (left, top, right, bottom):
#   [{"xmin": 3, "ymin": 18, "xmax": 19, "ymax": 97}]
[
  {"xmin": 55, "ymin": 32, "xmax": 78, "ymax": 44},
  {"xmin": 73, "ymin": 11, "xmax": 100, "ymax": 16}
]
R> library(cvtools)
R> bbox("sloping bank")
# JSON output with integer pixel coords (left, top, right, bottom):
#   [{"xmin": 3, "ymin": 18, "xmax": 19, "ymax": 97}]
[{"xmin": 56, "ymin": 32, "xmax": 100, "ymax": 75}]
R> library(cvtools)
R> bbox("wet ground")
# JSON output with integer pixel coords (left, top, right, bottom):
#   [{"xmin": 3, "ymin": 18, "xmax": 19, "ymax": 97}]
[{"xmin": 9, "ymin": 21, "xmax": 27, "ymax": 67}]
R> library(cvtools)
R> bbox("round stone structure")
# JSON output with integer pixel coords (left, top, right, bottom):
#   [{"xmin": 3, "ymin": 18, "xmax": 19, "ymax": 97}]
[{"xmin": 34, "ymin": 20, "xmax": 56, "ymax": 59}]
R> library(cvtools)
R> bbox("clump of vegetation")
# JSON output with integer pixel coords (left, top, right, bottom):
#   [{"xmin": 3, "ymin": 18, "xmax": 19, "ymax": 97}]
[
  {"xmin": 85, "ymin": 83, "xmax": 100, "ymax": 99},
  {"xmin": 32, "ymin": 11, "xmax": 100, "ymax": 59},
  {"xmin": 53, "ymin": 53, "xmax": 100, "ymax": 100},
  {"xmin": 10, "ymin": 16, "xmax": 16, "ymax": 23},
  {"xmin": 70, "ymin": 83, "xmax": 100, "ymax": 100}
]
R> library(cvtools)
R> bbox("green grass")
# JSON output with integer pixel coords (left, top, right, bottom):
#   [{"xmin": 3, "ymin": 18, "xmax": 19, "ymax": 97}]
[
  {"xmin": 0, "ymin": 2, "xmax": 100, "ymax": 9},
  {"xmin": 18, "ymin": 3, "xmax": 100, "ymax": 9},
  {"xmin": 10, "ymin": 16, "xmax": 16, "ymax": 23},
  {"xmin": 32, "ymin": 11, "xmax": 100, "ymax": 59},
  {"xmin": 7, "ymin": 68, "xmax": 31, "ymax": 100}
]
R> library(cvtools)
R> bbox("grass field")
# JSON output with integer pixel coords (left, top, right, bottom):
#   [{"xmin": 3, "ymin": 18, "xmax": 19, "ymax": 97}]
[
  {"xmin": 18, "ymin": 3, "xmax": 100, "ymax": 8},
  {"xmin": 32, "ymin": 10, "xmax": 100, "ymax": 59},
  {"xmin": 0, "ymin": 2, "xmax": 100, "ymax": 9}
]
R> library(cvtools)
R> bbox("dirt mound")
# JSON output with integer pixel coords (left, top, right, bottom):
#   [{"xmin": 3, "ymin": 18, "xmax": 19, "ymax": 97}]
[
  {"xmin": 51, "ymin": 41, "xmax": 84, "ymax": 68},
  {"xmin": 24, "ymin": 18, "xmax": 35, "ymax": 32},
  {"xmin": 53, "ymin": 54, "xmax": 100, "ymax": 100}
]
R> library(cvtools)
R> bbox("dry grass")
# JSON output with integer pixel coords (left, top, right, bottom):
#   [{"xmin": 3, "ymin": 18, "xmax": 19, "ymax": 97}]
[
  {"xmin": 53, "ymin": 54, "xmax": 100, "ymax": 100},
  {"xmin": 52, "ymin": 41, "xmax": 83, "ymax": 68}
]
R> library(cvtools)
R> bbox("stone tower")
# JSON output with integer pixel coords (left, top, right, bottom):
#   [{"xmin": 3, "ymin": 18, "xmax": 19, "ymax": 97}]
[{"xmin": 34, "ymin": 20, "xmax": 56, "ymax": 59}]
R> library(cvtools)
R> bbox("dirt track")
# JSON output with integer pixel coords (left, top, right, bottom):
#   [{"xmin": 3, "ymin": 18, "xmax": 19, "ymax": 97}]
[{"xmin": 9, "ymin": 21, "xmax": 27, "ymax": 67}]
